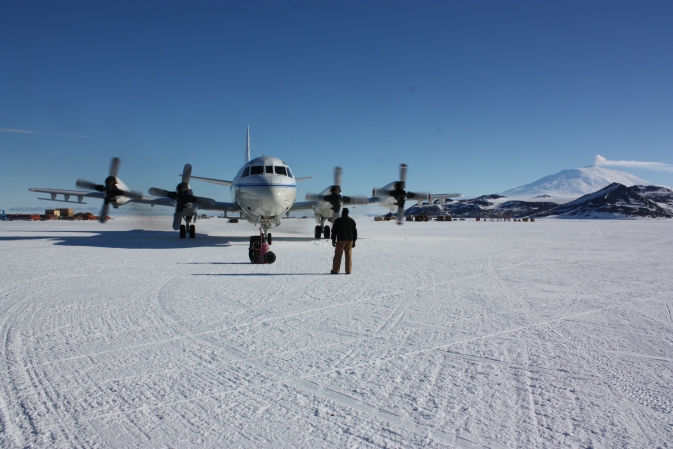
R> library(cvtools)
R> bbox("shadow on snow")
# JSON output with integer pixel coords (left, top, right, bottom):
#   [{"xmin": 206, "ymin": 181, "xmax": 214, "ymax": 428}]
[{"xmin": 0, "ymin": 229, "xmax": 316, "ymax": 249}]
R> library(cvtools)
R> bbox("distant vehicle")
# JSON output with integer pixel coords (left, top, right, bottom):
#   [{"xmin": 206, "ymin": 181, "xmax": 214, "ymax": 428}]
[
  {"xmin": 0, "ymin": 210, "xmax": 11, "ymax": 221},
  {"xmin": 228, "ymin": 218, "xmax": 239, "ymax": 223}
]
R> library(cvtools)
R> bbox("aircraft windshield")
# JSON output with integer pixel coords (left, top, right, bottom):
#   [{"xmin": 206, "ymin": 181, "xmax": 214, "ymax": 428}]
[
  {"xmin": 266, "ymin": 166, "xmax": 273, "ymax": 174},
  {"xmin": 274, "ymin": 166, "xmax": 287, "ymax": 176},
  {"xmin": 287, "ymin": 167, "xmax": 294, "ymax": 178},
  {"xmin": 250, "ymin": 166, "xmax": 264, "ymax": 175},
  {"xmin": 242, "ymin": 167, "xmax": 250, "ymax": 177}
]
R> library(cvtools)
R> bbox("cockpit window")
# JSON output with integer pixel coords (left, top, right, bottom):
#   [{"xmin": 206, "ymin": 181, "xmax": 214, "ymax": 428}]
[
  {"xmin": 250, "ymin": 166, "xmax": 264, "ymax": 175},
  {"xmin": 266, "ymin": 166, "xmax": 273, "ymax": 174},
  {"xmin": 274, "ymin": 166, "xmax": 287, "ymax": 176},
  {"xmin": 242, "ymin": 167, "xmax": 250, "ymax": 177},
  {"xmin": 287, "ymin": 167, "xmax": 294, "ymax": 178}
]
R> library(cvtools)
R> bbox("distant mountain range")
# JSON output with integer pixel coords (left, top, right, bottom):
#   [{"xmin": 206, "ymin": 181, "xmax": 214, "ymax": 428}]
[{"xmin": 404, "ymin": 165, "xmax": 673, "ymax": 219}]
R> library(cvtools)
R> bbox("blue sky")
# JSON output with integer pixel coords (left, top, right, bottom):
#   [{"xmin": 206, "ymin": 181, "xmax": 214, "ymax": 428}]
[{"xmin": 1, "ymin": 0, "xmax": 672, "ymax": 212}]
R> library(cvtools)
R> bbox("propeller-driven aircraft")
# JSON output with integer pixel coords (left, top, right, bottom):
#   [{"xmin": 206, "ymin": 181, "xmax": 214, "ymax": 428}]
[
  {"xmin": 29, "ymin": 128, "xmax": 461, "ymax": 261},
  {"xmin": 370, "ymin": 164, "xmax": 462, "ymax": 223}
]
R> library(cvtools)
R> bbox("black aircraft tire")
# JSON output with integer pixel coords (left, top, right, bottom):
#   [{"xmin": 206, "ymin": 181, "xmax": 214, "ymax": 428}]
[
  {"xmin": 264, "ymin": 251, "xmax": 276, "ymax": 264},
  {"xmin": 189, "ymin": 225, "xmax": 196, "ymax": 238},
  {"xmin": 323, "ymin": 225, "xmax": 330, "ymax": 240},
  {"xmin": 314, "ymin": 226, "xmax": 321, "ymax": 239},
  {"xmin": 179, "ymin": 225, "xmax": 186, "ymax": 238}
]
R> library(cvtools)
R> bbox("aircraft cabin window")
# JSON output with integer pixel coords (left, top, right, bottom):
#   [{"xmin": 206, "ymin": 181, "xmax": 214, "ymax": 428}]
[
  {"xmin": 250, "ymin": 166, "xmax": 264, "ymax": 175},
  {"xmin": 274, "ymin": 166, "xmax": 287, "ymax": 176},
  {"xmin": 242, "ymin": 167, "xmax": 250, "ymax": 177},
  {"xmin": 266, "ymin": 166, "xmax": 273, "ymax": 174}
]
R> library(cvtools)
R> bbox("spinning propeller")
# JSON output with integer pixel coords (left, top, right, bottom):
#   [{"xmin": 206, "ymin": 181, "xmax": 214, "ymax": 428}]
[
  {"xmin": 148, "ymin": 164, "xmax": 216, "ymax": 230},
  {"xmin": 306, "ymin": 167, "xmax": 366, "ymax": 213},
  {"xmin": 377, "ymin": 164, "xmax": 429, "ymax": 224},
  {"xmin": 76, "ymin": 157, "xmax": 142, "ymax": 223}
]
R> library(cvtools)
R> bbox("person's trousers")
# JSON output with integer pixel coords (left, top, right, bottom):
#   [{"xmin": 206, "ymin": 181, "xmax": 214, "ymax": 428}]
[{"xmin": 332, "ymin": 241, "xmax": 353, "ymax": 274}]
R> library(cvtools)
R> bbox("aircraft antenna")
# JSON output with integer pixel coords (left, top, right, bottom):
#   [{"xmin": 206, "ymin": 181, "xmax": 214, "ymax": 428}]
[{"xmin": 246, "ymin": 126, "xmax": 251, "ymax": 163}]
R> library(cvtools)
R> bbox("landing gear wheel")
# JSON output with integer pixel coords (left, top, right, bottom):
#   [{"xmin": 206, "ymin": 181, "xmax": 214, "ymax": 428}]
[
  {"xmin": 314, "ymin": 226, "xmax": 321, "ymax": 239},
  {"xmin": 189, "ymin": 225, "xmax": 196, "ymax": 238},
  {"xmin": 264, "ymin": 251, "xmax": 276, "ymax": 264},
  {"xmin": 248, "ymin": 236, "xmax": 260, "ymax": 263},
  {"xmin": 323, "ymin": 225, "xmax": 330, "ymax": 239},
  {"xmin": 179, "ymin": 224, "xmax": 186, "ymax": 238},
  {"xmin": 268, "ymin": 233, "xmax": 272, "ymax": 245}
]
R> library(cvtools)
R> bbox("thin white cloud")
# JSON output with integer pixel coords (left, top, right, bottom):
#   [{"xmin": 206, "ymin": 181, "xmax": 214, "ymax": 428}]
[
  {"xmin": 594, "ymin": 154, "xmax": 673, "ymax": 173},
  {"xmin": 0, "ymin": 128, "xmax": 87, "ymax": 138},
  {"xmin": 0, "ymin": 128, "xmax": 41, "ymax": 134}
]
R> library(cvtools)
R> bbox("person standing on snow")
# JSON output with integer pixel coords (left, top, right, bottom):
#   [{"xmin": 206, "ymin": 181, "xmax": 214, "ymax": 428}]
[{"xmin": 331, "ymin": 208, "xmax": 357, "ymax": 274}]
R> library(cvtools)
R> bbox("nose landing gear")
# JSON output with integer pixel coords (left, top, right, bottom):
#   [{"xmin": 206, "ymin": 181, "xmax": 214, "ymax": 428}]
[{"xmin": 249, "ymin": 229, "xmax": 276, "ymax": 264}]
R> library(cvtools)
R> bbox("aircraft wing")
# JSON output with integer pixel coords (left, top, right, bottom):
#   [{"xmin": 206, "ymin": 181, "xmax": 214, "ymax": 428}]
[
  {"xmin": 30, "ymin": 188, "xmax": 104, "ymax": 199},
  {"xmin": 29, "ymin": 188, "xmax": 104, "ymax": 204},
  {"xmin": 289, "ymin": 201, "xmax": 316, "ymax": 211},
  {"xmin": 131, "ymin": 196, "xmax": 176, "ymax": 207},
  {"xmin": 430, "ymin": 193, "xmax": 462, "ymax": 200},
  {"xmin": 190, "ymin": 175, "xmax": 234, "ymax": 186},
  {"xmin": 30, "ymin": 188, "xmax": 177, "ymax": 208},
  {"xmin": 199, "ymin": 201, "xmax": 240, "ymax": 212}
]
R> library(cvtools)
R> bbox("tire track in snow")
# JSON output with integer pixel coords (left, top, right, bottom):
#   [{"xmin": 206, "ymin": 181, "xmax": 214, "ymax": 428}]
[
  {"xmin": 152, "ymin": 275, "xmax": 501, "ymax": 448},
  {"xmin": 79, "ymin": 280, "xmax": 665, "ymax": 447},
  {"xmin": 0, "ymin": 275, "xmax": 86, "ymax": 447}
]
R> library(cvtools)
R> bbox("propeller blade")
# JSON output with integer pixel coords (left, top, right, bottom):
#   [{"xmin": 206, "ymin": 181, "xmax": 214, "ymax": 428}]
[
  {"xmin": 305, "ymin": 193, "xmax": 322, "ymax": 201},
  {"xmin": 76, "ymin": 179, "xmax": 104, "ymax": 192},
  {"xmin": 182, "ymin": 164, "xmax": 192, "ymax": 184},
  {"xmin": 334, "ymin": 166, "xmax": 342, "ymax": 187},
  {"xmin": 172, "ymin": 211, "xmax": 182, "ymax": 230},
  {"xmin": 397, "ymin": 202, "xmax": 405, "ymax": 224},
  {"xmin": 399, "ymin": 164, "xmax": 407, "ymax": 183},
  {"xmin": 194, "ymin": 196, "xmax": 216, "ymax": 207},
  {"xmin": 148, "ymin": 187, "xmax": 171, "ymax": 197},
  {"xmin": 109, "ymin": 157, "xmax": 121, "ymax": 178},
  {"xmin": 99, "ymin": 201, "xmax": 110, "ymax": 223}
]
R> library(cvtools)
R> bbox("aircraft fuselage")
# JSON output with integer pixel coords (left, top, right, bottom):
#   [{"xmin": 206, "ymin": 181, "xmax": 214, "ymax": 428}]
[{"xmin": 231, "ymin": 156, "xmax": 297, "ymax": 227}]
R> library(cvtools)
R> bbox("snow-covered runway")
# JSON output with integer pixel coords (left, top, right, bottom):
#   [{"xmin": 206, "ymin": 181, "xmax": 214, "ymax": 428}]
[{"xmin": 1, "ymin": 217, "xmax": 671, "ymax": 448}]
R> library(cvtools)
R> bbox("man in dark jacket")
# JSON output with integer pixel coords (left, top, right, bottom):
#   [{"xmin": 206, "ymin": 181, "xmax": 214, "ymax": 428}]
[{"xmin": 331, "ymin": 208, "xmax": 357, "ymax": 274}]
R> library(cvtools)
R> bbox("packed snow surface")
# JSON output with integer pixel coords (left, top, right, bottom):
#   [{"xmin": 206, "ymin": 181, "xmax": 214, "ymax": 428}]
[
  {"xmin": 1, "ymin": 217, "xmax": 672, "ymax": 448},
  {"xmin": 501, "ymin": 165, "xmax": 650, "ymax": 200}
]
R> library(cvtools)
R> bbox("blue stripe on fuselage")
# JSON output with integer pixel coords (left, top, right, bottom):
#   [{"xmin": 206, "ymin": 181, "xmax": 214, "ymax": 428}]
[{"xmin": 234, "ymin": 183, "xmax": 297, "ymax": 188}]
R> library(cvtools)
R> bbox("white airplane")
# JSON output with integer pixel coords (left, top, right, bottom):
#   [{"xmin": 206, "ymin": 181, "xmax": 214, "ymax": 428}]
[
  {"xmin": 184, "ymin": 128, "xmax": 313, "ymax": 261},
  {"xmin": 370, "ymin": 164, "xmax": 462, "ymax": 223}
]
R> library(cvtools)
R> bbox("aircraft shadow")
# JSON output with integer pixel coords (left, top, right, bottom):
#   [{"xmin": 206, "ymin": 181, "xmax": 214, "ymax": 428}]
[
  {"xmin": 0, "ymin": 230, "xmax": 235, "ymax": 250},
  {"xmin": 0, "ymin": 229, "xmax": 318, "ymax": 249},
  {"xmin": 192, "ymin": 273, "xmax": 333, "ymax": 276}
]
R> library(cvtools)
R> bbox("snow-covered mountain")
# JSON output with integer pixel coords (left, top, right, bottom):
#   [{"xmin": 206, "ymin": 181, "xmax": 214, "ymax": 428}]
[{"xmin": 501, "ymin": 165, "xmax": 650, "ymax": 199}]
